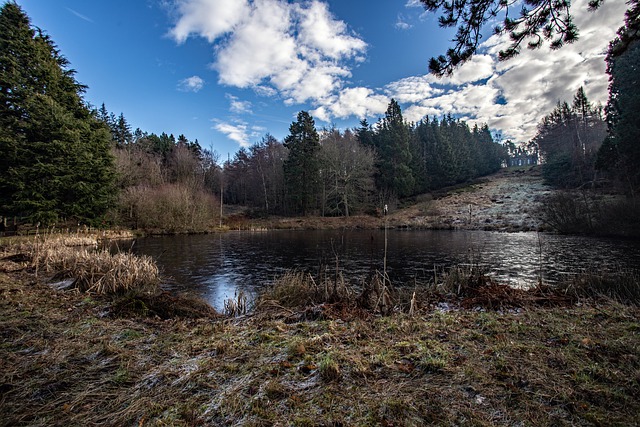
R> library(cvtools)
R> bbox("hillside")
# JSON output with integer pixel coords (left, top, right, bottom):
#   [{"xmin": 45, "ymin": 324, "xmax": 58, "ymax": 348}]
[
  {"xmin": 239, "ymin": 166, "xmax": 551, "ymax": 232},
  {"xmin": 392, "ymin": 166, "xmax": 551, "ymax": 232}
]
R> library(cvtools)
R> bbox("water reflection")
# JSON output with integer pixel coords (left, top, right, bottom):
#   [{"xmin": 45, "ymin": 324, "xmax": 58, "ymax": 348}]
[{"xmin": 130, "ymin": 230, "xmax": 640, "ymax": 310}]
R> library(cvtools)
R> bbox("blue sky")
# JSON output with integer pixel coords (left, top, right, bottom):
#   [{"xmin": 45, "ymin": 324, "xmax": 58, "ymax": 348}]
[{"xmin": 16, "ymin": 0, "xmax": 626, "ymax": 158}]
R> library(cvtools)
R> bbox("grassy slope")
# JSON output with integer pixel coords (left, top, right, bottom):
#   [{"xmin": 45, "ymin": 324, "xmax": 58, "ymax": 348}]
[
  {"xmin": 225, "ymin": 166, "xmax": 550, "ymax": 232},
  {"xmin": 1, "ymin": 270, "xmax": 639, "ymax": 426}
]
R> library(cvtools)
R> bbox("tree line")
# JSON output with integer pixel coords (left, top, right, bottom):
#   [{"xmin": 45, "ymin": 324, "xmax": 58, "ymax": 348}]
[
  {"xmin": 3, "ymin": 0, "xmax": 637, "ymax": 232},
  {"xmin": 0, "ymin": 2, "xmax": 507, "ymax": 229},
  {"xmin": 223, "ymin": 103, "xmax": 506, "ymax": 217},
  {"xmin": 526, "ymin": 0, "xmax": 640, "ymax": 236},
  {"xmin": 527, "ymin": 0, "xmax": 639, "ymax": 198}
]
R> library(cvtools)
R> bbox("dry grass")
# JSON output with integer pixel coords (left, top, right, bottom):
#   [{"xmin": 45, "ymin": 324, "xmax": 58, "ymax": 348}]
[
  {"xmin": 1, "ymin": 233, "xmax": 160, "ymax": 296},
  {"xmin": 256, "ymin": 265, "xmax": 580, "ymax": 322},
  {"xmin": 64, "ymin": 249, "xmax": 159, "ymax": 295},
  {"xmin": 1, "ymin": 269, "xmax": 639, "ymax": 426},
  {"xmin": 557, "ymin": 268, "xmax": 640, "ymax": 305},
  {"xmin": 1, "ymin": 235, "xmax": 639, "ymax": 425}
]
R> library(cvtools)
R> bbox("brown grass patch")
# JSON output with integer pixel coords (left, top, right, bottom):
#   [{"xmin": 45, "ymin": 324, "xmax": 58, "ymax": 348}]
[
  {"xmin": 1, "ymin": 233, "xmax": 160, "ymax": 296},
  {"xmin": 1, "ymin": 269, "xmax": 639, "ymax": 426},
  {"xmin": 255, "ymin": 266, "xmax": 580, "ymax": 322}
]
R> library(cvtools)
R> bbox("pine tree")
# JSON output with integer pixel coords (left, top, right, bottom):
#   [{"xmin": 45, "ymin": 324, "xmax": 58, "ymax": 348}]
[
  {"xmin": 283, "ymin": 111, "xmax": 321, "ymax": 215},
  {"xmin": 534, "ymin": 89, "xmax": 606, "ymax": 188},
  {"xmin": 374, "ymin": 99, "xmax": 414, "ymax": 198},
  {"xmin": 0, "ymin": 3, "xmax": 115, "ymax": 225},
  {"xmin": 113, "ymin": 113, "xmax": 132, "ymax": 147},
  {"xmin": 597, "ymin": 0, "xmax": 640, "ymax": 196}
]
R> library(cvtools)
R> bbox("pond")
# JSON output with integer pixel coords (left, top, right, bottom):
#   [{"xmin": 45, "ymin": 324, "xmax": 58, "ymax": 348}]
[{"xmin": 130, "ymin": 230, "xmax": 640, "ymax": 311}]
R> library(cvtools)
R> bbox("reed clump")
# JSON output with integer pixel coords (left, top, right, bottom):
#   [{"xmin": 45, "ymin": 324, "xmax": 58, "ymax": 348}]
[
  {"xmin": 15, "ymin": 235, "xmax": 161, "ymax": 296},
  {"xmin": 557, "ymin": 268, "xmax": 640, "ymax": 305},
  {"xmin": 70, "ymin": 250, "xmax": 159, "ymax": 295},
  {"xmin": 255, "ymin": 264, "xmax": 583, "ymax": 319},
  {"xmin": 257, "ymin": 270, "xmax": 352, "ymax": 310}
]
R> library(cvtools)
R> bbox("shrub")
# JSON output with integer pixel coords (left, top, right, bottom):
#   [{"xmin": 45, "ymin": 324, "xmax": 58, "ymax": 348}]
[
  {"xmin": 118, "ymin": 183, "xmax": 218, "ymax": 232},
  {"xmin": 540, "ymin": 192, "xmax": 594, "ymax": 234}
]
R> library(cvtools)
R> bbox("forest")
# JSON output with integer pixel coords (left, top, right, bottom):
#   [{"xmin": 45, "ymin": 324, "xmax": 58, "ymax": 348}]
[{"xmin": 1, "ymin": 1, "xmax": 639, "ymax": 235}]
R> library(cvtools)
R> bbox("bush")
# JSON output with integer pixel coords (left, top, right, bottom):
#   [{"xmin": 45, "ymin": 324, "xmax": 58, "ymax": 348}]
[
  {"xmin": 118, "ymin": 183, "xmax": 218, "ymax": 232},
  {"xmin": 540, "ymin": 192, "xmax": 594, "ymax": 234}
]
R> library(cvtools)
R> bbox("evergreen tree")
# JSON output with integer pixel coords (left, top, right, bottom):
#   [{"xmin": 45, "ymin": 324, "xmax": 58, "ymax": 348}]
[
  {"xmin": 283, "ymin": 111, "xmax": 321, "ymax": 215},
  {"xmin": 355, "ymin": 119, "xmax": 374, "ymax": 148},
  {"xmin": 374, "ymin": 99, "xmax": 414, "ymax": 198},
  {"xmin": 97, "ymin": 103, "xmax": 111, "ymax": 125},
  {"xmin": 0, "ymin": 3, "xmax": 115, "ymax": 224},
  {"xmin": 534, "ymin": 89, "xmax": 606, "ymax": 188},
  {"xmin": 597, "ymin": 0, "xmax": 640, "ymax": 197},
  {"xmin": 113, "ymin": 113, "xmax": 132, "ymax": 147}
]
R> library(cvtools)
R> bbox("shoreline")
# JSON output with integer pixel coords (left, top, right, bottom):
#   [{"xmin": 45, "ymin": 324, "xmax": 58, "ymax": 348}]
[
  {"xmin": 1, "ymin": 235, "xmax": 639, "ymax": 425},
  {"xmin": 1, "ymin": 266, "xmax": 639, "ymax": 425},
  {"xmin": 223, "ymin": 166, "xmax": 551, "ymax": 233}
]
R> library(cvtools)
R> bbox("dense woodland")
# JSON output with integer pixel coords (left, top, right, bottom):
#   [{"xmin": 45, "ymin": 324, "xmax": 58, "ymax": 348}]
[{"xmin": 1, "ymin": 1, "xmax": 639, "ymax": 235}]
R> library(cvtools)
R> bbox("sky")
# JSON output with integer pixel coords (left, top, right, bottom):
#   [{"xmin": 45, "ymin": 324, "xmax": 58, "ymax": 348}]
[{"xmin": 16, "ymin": 0, "xmax": 627, "ymax": 158}]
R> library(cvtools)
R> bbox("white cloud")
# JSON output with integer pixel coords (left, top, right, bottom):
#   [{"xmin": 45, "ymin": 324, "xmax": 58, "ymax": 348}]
[
  {"xmin": 214, "ymin": 0, "xmax": 296, "ymax": 88},
  {"xmin": 395, "ymin": 14, "xmax": 412, "ymax": 30},
  {"xmin": 178, "ymin": 75, "xmax": 204, "ymax": 92},
  {"xmin": 213, "ymin": 118, "xmax": 264, "ymax": 148},
  {"xmin": 383, "ymin": 0, "xmax": 626, "ymax": 142},
  {"xmin": 385, "ymin": 76, "xmax": 440, "ymax": 103},
  {"xmin": 170, "ymin": 0, "xmax": 366, "ymax": 109},
  {"xmin": 169, "ymin": 0, "xmax": 248, "ymax": 43},
  {"xmin": 445, "ymin": 54, "xmax": 495, "ymax": 85},
  {"xmin": 66, "ymin": 8, "xmax": 93, "ymax": 23},
  {"xmin": 311, "ymin": 87, "xmax": 388, "ymax": 121},
  {"xmin": 213, "ymin": 120, "xmax": 251, "ymax": 148},
  {"xmin": 226, "ymin": 94, "xmax": 253, "ymax": 114},
  {"xmin": 296, "ymin": 1, "xmax": 366, "ymax": 60}
]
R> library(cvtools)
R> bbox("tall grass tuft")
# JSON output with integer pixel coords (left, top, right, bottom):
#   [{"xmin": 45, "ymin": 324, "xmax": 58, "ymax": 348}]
[
  {"xmin": 557, "ymin": 268, "xmax": 640, "ymax": 305},
  {"xmin": 35, "ymin": 246, "xmax": 160, "ymax": 295},
  {"xmin": 436, "ymin": 264, "xmax": 491, "ymax": 297},
  {"xmin": 75, "ymin": 250, "xmax": 159, "ymax": 295},
  {"xmin": 223, "ymin": 290, "xmax": 248, "ymax": 317},
  {"xmin": 257, "ymin": 271, "xmax": 321, "ymax": 309}
]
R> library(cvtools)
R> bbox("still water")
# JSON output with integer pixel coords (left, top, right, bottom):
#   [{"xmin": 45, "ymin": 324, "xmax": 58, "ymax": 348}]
[{"xmin": 131, "ymin": 230, "xmax": 640, "ymax": 310}]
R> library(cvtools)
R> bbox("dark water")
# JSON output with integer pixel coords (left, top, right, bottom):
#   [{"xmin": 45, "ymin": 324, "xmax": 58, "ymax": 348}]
[{"xmin": 130, "ymin": 230, "xmax": 640, "ymax": 310}]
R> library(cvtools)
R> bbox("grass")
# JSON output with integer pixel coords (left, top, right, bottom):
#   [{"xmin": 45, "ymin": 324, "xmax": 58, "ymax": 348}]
[
  {"xmin": 1, "ymin": 234, "xmax": 639, "ymax": 425},
  {"xmin": 2, "ymin": 272, "xmax": 638, "ymax": 426},
  {"xmin": 557, "ymin": 268, "xmax": 640, "ymax": 305},
  {"xmin": 1, "ymin": 233, "xmax": 160, "ymax": 296}
]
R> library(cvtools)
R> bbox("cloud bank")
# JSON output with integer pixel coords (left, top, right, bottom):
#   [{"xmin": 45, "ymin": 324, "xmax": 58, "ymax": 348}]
[
  {"xmin": 170, "ymin": 0, "xmax": 365, "ymax": 105},
  {"xmin": 170, "ymin": 0, "xmax": 626, "ymax": 145},
  {"xmin": 392, "ymin": 0, "xmax": 626, "ymax": 142}
]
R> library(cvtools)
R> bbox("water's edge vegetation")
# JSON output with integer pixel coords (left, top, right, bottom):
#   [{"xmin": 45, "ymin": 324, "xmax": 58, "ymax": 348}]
[{"xmin": 1, "ymin": 233, "xmax": 639, "ymax": 425}]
